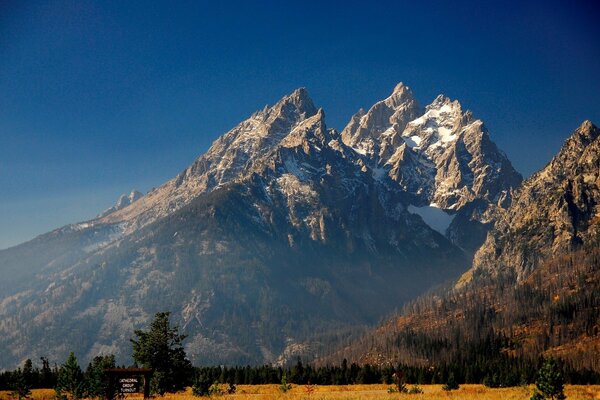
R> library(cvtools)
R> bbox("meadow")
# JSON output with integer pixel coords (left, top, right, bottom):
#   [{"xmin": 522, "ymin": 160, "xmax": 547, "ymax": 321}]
[{"xmin": 2, "ymin": 384, "xmax": 599, "ymax": 400}]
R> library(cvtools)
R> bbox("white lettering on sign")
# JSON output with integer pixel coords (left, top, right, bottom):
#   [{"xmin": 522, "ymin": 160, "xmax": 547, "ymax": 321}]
[{"xmin": 119, "ymin": 378, "xmax": 140, "ymax": 393}]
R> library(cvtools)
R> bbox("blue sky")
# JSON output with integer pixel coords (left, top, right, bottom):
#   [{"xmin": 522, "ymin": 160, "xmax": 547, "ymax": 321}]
[{"xmin": 1, "ymin": 0, "xmax": 599, "ymax": 249}]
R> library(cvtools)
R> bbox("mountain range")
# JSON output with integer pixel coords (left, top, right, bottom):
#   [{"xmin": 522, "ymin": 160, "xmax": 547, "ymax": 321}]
[
  {"xmin": 1, "ymin": 84, "xmax": 594, "ymax": 371},
  {"xmin": 321, "ymin": 120, "xmax": 600, "ymax": 373}
]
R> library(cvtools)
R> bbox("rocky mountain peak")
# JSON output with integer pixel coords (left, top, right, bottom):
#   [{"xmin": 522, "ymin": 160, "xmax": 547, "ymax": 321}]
[
  {"xmin": 392, "ymin": 81, "xmax": 407, "ymax": 93},
  {"xmin": 464, "ymin": 120, "xmax": 600, "ymax": 283},
  {"xmin": 280, "ymin": 108, "xmax": 330, "ymax": 150},
  {"xmin": 387, "ymin": 82, "xmax": 417, "ymax": 107},
  {"xmin": 264, "ymin": 87, "xmax": 317, "ymax": 122},
  {"xmin": 565, "ymin": 120, "xmax": 599, "ymax": 152},
  {"xmin": 341, "ymin": 86, "xmax": 522, "ymax": 253},
  {"xmin": 98, "ymin": 190, "xmax": 143, "ymax": 218},
  {"xmin": 341, "ymin": 83, "xmax": 421, "ymax": 158},
  {"xmin": 428, "ymin": 93, "xmax": 457, "ymax": 108}
]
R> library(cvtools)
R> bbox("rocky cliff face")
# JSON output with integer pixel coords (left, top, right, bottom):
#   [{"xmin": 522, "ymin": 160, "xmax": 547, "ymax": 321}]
[
  {"xmin": 463, "ymin": 120, "xmax": 600, "ymax": 283},
  {"xmin": 0, "ymin": 84, "xmax": 520, "ymax": 368},
  {"xmin": 319, "ymin": 121, "xmax": 600, "ymax": 371},
  {"xmin": 341, "ymin": 83, "xmax": 522, "ymax": 253},
  {"xmin": 98, "ymin": 89, "xmax": 320, "ymax": 233}
]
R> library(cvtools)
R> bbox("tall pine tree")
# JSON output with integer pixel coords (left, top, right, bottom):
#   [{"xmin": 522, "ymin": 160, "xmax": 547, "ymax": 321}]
[{"xmin": 131, "ymin": 312, "xmax": 192, "ymax": 394}]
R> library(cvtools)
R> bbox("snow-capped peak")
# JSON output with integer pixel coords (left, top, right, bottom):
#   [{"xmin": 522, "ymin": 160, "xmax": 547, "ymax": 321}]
[{"xmin": 401, "ymin": 94, "xmax": 465, "ymax": 151}]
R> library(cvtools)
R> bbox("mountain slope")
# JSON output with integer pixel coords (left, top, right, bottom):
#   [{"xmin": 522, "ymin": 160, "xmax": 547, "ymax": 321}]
[
  {"xmin": 0, "ymin": 87, "xmax": 475, "ymax": 368},
  {"xmin": 324, "ymin": 121, "xmax": 600, "ymax": 372},
  {"xmin": 464, "ymin": 120, "xmax": 600, "ymax": 282}
]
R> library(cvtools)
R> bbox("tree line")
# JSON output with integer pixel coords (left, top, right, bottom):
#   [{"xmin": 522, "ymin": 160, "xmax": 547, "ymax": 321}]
[{"xmin": 1, "ymin": 311, "xmax": 597, "ymax": 399}]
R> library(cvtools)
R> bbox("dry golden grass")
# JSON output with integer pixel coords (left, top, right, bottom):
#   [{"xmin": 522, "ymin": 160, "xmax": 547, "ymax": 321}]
[{"xmin": 2, "ymin": 385, "xmax": 598, "ymax": 400}]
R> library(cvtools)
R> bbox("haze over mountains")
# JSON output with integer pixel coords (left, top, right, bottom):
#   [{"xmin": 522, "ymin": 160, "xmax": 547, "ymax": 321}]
[{"xmin": 0, "ymin": 84, "xmax": 595, "ymax": 371}]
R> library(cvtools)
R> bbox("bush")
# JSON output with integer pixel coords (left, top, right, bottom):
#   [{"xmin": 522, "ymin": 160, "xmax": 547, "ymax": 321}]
[
  {"xmin": 442, "ymin": 372, "xmax": 459, "ymax": 391},
  {"xmin": 192, "ymin": 373, "xmax": 211, "ymax": 397},
  {"xmin": 530, "ymin": 359, "xmax": 566, "ymax": 400},
  {"xmin": 208, "ymin": 382, "xmax": 223, "ymax": 396},
  {"xmin": 226, "ymin": 383, "xmax": 236, "ymax": 394},
  {"xmin": 279, "ymin": 372, "xmax": 292, "ymax": 393},
  {"xmin": 408, "ymin": 385, "xmax": 424, "ymax": 394}
]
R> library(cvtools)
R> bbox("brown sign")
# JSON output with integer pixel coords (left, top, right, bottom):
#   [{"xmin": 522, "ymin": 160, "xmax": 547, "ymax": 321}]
[{"xmin": 105, "ymin": 368, "xmax": 153, "ymax": 400}]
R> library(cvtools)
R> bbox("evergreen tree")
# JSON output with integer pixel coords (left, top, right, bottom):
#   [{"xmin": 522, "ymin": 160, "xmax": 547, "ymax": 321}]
[
  {"xmin": 9, "ymin": 366, "xmax": 31, "ymax": 400},
  {"xmin": 55, "ymin": 353, "xmax": 85, "ymax": 400},
  {"xmin": 40, "ymin": 357, "xmax": 56, "ymax": 389},
  {"xmin": 192, "ymin": 370, "xmax": 211, "ymax": 397},
  {"xmin": 83, "ymin": 355, "xmax": 116, "ymax": 399},
  {"xmin": 22, "ymin": 360, "xmax": 34, "ymax": 389},
  {"xmin": 279, "ymin": 372, "xmax": 291, "ymax": 393},
  {"xmin": 442, "ymin": 372, "xmax": 460, "ymax": 391},
  {"xmin": 131, "ymin": 312, "xmax": 193, "ymax": 394},
  {"xmin": 531, "ymin": 358, "xmax": 566, "ymax": 400}
]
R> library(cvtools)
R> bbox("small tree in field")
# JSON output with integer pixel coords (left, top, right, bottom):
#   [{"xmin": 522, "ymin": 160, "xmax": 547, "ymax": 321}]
[
  {"xmin": 9, "ymin": 362, "xmax": 32, "ymax": 400},
  {"xmin": 131, "ymin": 312, "xmax": 192, "ymax": 395},
  {"xmin": 55, "ymin": 353, "xmax": 85, "ymax": 400},
  {"xmin": 191, "ymin": 371, "xmax": 211, "ymax": 397},
  {"xmin": 442, "ymin": 372, "xmax": 459, "ymax": 391},
  {"xmin": 279, "ymin": 372, "xmax": 292, "ymax": 393},
  {"xmin": 530, "ymin": 358, "xmax": 566, "ymax": 400}
]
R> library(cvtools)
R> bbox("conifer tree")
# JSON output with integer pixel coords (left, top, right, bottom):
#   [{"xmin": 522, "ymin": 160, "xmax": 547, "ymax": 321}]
[
  {"xmin": 9, "ymin": 365, "xmax": 31, "ymax": 400},
  {"xmin": 55, "ymin": 353, "xmax": 84, "ymax": 400},
  {"xmin": 83, "ymin": 355, "xmax": 115, "ymax": 399},
  {"xmin": 131, "ymin": 312, "xmax": 192, "ymax": 394},
  {"xmin": 442, "ymin": 372, "xmax": 460, "ymax": 391},
  {"xmin": 531, "ymin": 358, "xmax": 566, "ymax": 400}
]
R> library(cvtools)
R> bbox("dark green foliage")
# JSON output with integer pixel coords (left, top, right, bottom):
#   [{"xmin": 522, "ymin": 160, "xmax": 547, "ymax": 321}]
[
  {"xmin": 83, "ymin": 355, "xmax": 116, "ymax": 399},
  {"xmin": 279, "ymin": 372, "xmax": 291, "ymax": 393},
  {"xmin": 192, "ymin": 371, "xmax": 212, "ymax": 397},
  {"xmin": 531, "ymin": 359, "xmax": 566, "ymax": 400},
  {"xmin": 55, "ymin": 353, "xmax": 85, "ymax": 400},
  {"xmin": 208, "ymin": 382, "xmax": 224, "ymax": 396},
  {"xmin": 8, "ymin": 360, "xmax": 32, "ymax": 399},
  {"xmin": 0, "ymin": 356, "xmax": 598, "ymax": 392},
  {"xmin": 131, "ymin": 312, "xmax": 193, "ymax": 394},
  {"xmin": 442, "ymin": 372, "xmax": 459, "ymax": 391},
  {"xmin": 39, "ymin": 357, "xmax": 57, "ymax": 389}
]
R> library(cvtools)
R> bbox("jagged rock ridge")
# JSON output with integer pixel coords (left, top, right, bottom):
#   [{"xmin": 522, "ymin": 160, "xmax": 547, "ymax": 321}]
[
  {"xmin": 463, "ymin": 120, "xmax": 600, "ymax": 282},
  {"xmin": 341, "ymin": 83, "xmax": 522, "ymax": 253}
]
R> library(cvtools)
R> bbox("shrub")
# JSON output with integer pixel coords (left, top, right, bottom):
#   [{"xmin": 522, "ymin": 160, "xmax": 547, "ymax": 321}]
[
  {"xmin": 192, "ymin": 373, "xmax": 211, "ymax": 397},
  {"xmin": 279, "ymin": 372, "xmax": 292, "ymax": 393},
  {"xmin": 408, "ymin": 385, "xmax": 424, "ymax": 394},
  {"xmin": 530, "ymin": 358, "xmax": 566, "ymax": 400},
  {"xmin": 442, "ymin": 372, "xmax": 459, "ymax": 391}
]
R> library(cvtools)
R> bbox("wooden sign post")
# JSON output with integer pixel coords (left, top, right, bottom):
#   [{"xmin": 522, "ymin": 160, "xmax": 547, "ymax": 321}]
[{"xmin": 105, "ymin": 368, "xmax": 153, "ymax": 400}]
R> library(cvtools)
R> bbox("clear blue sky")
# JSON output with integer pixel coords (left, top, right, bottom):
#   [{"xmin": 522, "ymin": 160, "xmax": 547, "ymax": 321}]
[{"xmin": 1, "ymin": 0, "xmax": 599, "ymax": 249}]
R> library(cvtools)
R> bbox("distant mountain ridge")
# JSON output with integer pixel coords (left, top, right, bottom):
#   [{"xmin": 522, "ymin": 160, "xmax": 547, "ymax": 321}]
[{"xmin": 0, "ymin": 84, "xmax": 521, "ymax": 369}]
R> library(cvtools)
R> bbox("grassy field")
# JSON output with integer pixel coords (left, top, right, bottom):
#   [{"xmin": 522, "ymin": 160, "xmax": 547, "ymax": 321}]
[{"xmin": 2, "ymin": 385, "xmax": 599, "ymax": 400}]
